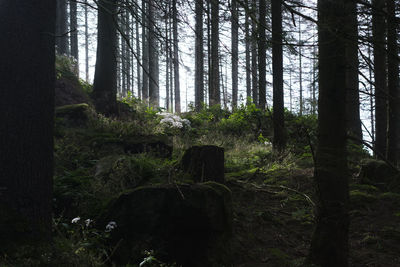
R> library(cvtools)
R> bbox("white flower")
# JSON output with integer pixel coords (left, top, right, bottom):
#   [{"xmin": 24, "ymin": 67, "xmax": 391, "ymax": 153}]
[
  {"xmin": 105, "ymin": 221, "xmax": 117, "ymax": 232},
  {"xmin": 71, "ymin": 217, "xmax": 80, "ymax": 224},
  {"xmin": 182, "ymin": 119, "xmax": 191, "ymax": 127},
  {"xmin": 172, "ymin": 121, "xmax": 183, "ymax": 128},
  {"xmin": 85, "ymin": 219, "xmax": 93, "ymax": 227}
]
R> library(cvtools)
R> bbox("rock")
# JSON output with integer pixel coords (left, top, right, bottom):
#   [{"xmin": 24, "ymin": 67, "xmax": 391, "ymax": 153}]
[
  {"xmin": 100, "ymin": 182, "xmax": 233, "ymax": 266},
  {"xmin": 359, "ymin": 159, "xmax": 400, "ymax": 191},
  {"xmin": 55, "ymin": 76, "xmax": 91, "ymax": 107},
  {"xmin": 181, "ymin": 145, "xmax": 225, "ymax": 183},
  {"xmin": 55, "ymin": 103, "xmax": 90, "ymax": 127}
]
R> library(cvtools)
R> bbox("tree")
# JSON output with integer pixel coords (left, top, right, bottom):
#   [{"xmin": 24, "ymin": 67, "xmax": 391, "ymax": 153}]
[
  {"xmin": 245, "ymin": 0, "xmax": 252, "ymax": 103},
  {"xmin": 84, "ymin": 0, "xmax": 90, "ymax": 82},
  {"xmin": 148, "ymin": 0, "xmax": 159, "ymax": 108},
  {"xmin": 195, "ymin": 0, "xmax": 204, "ymax": 111},
  {"xmin": 209, "ymin": 0, "xmax": 220, "ymax": 106},
  {"xmin": 271, "ymin": 0, "xmax": 286, "ymax": 151},
  {"xmin": 142, "ymin": 0, "xmax": 149, "ymax": 102},
  {"xmin": 372, "ymin": 0, "xmax": 387, "ymax": 157},
  {"xmin": 308, "ymin": 0, "xmax": 350, "ymax": 265},
  {"xmin": 251, "ymin": 0, "xmax": 258, "ymax": 105},
  {"xmin": 258, "ymin": 0, "xmax": 267, "ymax": 110},
  {"xmin": 231, "ymin": 0, "xmax": 239, "ymax": 109},
  {"xmin": 70, "ymin": 0, "xmax": 79, "ymax": 74},
  {"xmin": 345, "ymin": 0, "xmax": 362, "ymax": 142},
  {"xmin": 386, "ymin": 0, "xmax": 400, "ymax": 165},
  {"xmin": 92, "ymin": 0, "xmax": 118, "ymax": 116},
  {"xmin": 0, "ymin": 0, "xmax": 55, "ymax": 245},
  {"xmin": 56, "ymin": 0, "xmax": 68, "ymax": 55},
  {"xmin": 173, "ymin": 0, "xmax": 181, "ymax": 112}
]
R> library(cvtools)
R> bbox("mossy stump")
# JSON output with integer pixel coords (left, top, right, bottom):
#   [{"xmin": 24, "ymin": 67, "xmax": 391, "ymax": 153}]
[{"xmin": 181, "ymin": 145, "xmax": 225, "ymax": 183}]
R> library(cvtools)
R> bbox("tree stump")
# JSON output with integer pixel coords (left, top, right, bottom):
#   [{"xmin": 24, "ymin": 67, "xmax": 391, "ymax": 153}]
[{"xmin": 181, "ymin": 145, "xmax": 224, "ymax": 183}]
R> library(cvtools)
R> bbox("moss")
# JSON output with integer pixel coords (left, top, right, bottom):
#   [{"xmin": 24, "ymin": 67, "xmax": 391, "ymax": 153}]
[
  {"xmin": 349, "ymin": 190, "xmax": 378, "ymax": 208},
  {"xmin": 349, "ymin": 183, "xmax": 380, "ymax": 193}
]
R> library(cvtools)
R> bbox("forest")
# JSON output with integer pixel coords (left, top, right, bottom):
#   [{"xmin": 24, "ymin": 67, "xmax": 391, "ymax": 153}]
[{"xmin": 0, "ymin": 0, "xmax": 400, "ymax": 266}]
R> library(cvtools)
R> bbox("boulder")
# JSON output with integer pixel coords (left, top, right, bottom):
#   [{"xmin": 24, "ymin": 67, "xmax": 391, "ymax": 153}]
[
  {"xmin": 181, "ymin": 145, "xmax": 225, "ymax": 183},
  {"xmin": 55, "ymin": 103, "xmax": 90, "ymax": 127},
  {"xmin": 359, "ymin": 159, "xmax": 400, "ymax": 191},
  {"xmin": 100, "ymin": 182, "xmax": 233, "ymax": 266}
]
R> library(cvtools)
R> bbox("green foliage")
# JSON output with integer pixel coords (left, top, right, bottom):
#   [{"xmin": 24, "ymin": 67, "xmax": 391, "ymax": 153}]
[{"xmin": 56, "ymin": 54, "xmax": 78, "ymax": 80}]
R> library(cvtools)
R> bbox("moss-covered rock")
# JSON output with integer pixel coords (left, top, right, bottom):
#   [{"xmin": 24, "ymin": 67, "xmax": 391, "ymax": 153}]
[
  {"xmin": 55, "ymin": 103, "xmax": 90, "ymax": 128},
  {"xmin": 350, "ymin": 190, "xmax": 378, "ymax": 209},
  {"xmin": 99, "ymin": 183, "xmax": 233, "ymax": 266},
  {"xmin": 359, "ymin": 159, "xmax": 400, "ymax": 192}
]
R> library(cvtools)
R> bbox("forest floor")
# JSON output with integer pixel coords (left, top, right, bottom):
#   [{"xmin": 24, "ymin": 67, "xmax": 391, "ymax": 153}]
[{"xmin": 226, "ymin": 166, "xmax": 400, "ymax": 266}]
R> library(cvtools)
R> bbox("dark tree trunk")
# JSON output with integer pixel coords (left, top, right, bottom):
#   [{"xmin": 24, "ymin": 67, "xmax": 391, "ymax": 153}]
[
  {"xmin": 173, "ymin": 0, "xmax": 181, "ymax": 112},
  {"xmin": 345, "ymin": 0, "xmax": 362, "ymax": 142},
  {"xmin": 372, "ymin": 0, "xmax": 388, "ymax": 157},
  {"xmin": 181, "ymin": 146, "xmax": 225, "ymax": 184},
  {"xmin": 195, "ymin": 0, "xmax": 204, "ymax": 111},
  {"xmin": 148, "ymin": 0, "xmax": 159, "ymax": 108},
  {"xmin": 245, "ymin": 0, "xmax": 251, "ymax": 104},
  {"xmin": 298, "ymin": 17, "xmax": 303, "ymax": 115},
  {"xmin": 386, "ymin": 0, "xmax": 400, "ymax": 165},
  {"xmin": 231, "ymin": 0, "xmax": 239, "ymax": 109},
  {"xmin": 251, "ymin": 0, "xmax": 258, "ymax": 105},
  {"xmin": 142, "ymin": 0, "xmax": 149, "ymax": 103},
  {"xmin": 258, "ymin": 0, "xmax": 267, "ymax": 110},
  {"xmin": 308, "ymin": 0, "xmax": 350, "ymax": 266},
  {"xmin": 84, "ymin": 0, "xmax": 89, "ymax": 82},
  {"xmin": 92, "ymin": 0, "xmax": 118, "ymax": 116},
  {"xmin": 56, "ymin": 0, "xmax": 68, "ymax": 55},
  {"xmin": 209, "ymin": 0, "xmax": 220, "ymax": 106},
  {"xmin": 135, "ymin": 3, "xmax": 141, "ymax": 99},
  {"xmin": 271, "ymin": 0, "xmax": 286, "ymax": 151},
  {"xmin": 70, "ymin": 0, "xmax": 79, "ymax": 74},
  {"xmin": 0, "ymin": 0, "xmax": 55, "ymax": 245}
]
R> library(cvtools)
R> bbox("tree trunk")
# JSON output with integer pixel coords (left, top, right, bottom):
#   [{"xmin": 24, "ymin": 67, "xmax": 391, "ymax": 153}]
[
  {"xmin": 92, "ymin": 0, "xmax": 118, "ymax": 116},
  {"xmin": 142, "ymin": 0, "xmax": 149, "ymax": 103},
  {"xmin": 231, "ymin": 0, "xmax": 239, "ymax": 109},
  {"xmin": 85, "ymin": 0, "xmax": 89, "ymax": 82},
  {"xmin": 173, "ymin": 0, "xmax": 181, "ymax": 112},
  {"xmin": 298, "ymin": 16, "xmax": 303, "ymax": 115},
  {"xmin": 251, "ymin": 0, "xmax": 258, "ymax": 105},
  {"xmin": 386, "ymin": 0, "xmax": 400, "ymax": 165},
  {"xmin": 148, "ymin": 0, "xmax": 159, "ymax": 108},
  {"xmin": 195, "ymin": 0, "xmax": 204, "ymax": 111},
  {"xmin": 271, "ymin": 0, "xmax": 286, "ymax": 151},
  {"xmin": 135, "ymin": 3, "xmax": 141, "ymax": 99},
  {"xmin": 209, "ymin": 0, "xmax": 220, "ymax": 106},
  {"xmin": 70, "ymin": 0, "xmax": 79, "ymax": 75},
  {"xmin": 308, "ymin": 0, "xmax": 350, "ymax": 266},
  {"xmin": 245, "ymin": 0, "xmax": 251, "ymax": 104},
  {"xmin": 56, "ymin": 0, "xmax": 68, "ymax": 55},
  {"xmin": 0, "ymin": 0, "xmax": 55, "ymax": 245},
  {"xmin": 372, "ymin": 0, "xmax": 388, "ymax": 157},
  {"xmin": 345, "ymin": 0, "xmax": 362, "ymax": 142},
  {"xmin": 258, "ymin": 0, "xmax": 267, "ymax": 110}
]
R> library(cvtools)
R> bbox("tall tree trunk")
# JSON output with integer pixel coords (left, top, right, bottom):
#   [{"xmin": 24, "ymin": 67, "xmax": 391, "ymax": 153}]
[
  {"xmin": 231, "ymin": 0, "xmax": 239, "ymax": 109},
  {"xmin": 149, "ymin": 0, "xmax": 159, "ymax": 108},
  {"xmin": 372, "ymin": 0, "xmax": 388, "ymax": 157},
  {"xmin": 209, "ymin": 0, "xmax": 220, "ymax": 106},
  {"xmin": 386, "ymin": 0, "xmax": 400, "ymax": 165},
  {"xmin": 85, "ymin": 0, "xmax": 89, "ymax": 82},
  {"xmin": 125, "ymin": 10, "xmax": 131, "ymax": 96},
  {"xmin": 134, "ymin": 3, "xmax": 141, "ymax": 99},
  {"xmin": 56, "ymin": 0, "xmax": 68, "ymax": 55},
  {"xmin": 142, "ymin": 0, "xmax": 149, "ymax": 103},
  {"xmin": 92, "ymin": 0, "xmax": 118, "ymax": 116},
  {"xmin": 245, "ymin": 0, "xmax": 251, "ymax": 104},
  {"xmin": 308, "ymin": 0, "xmax": 350, "ymax": 266},
  {"xmin": 258, "ymin": 0, "xmax": 267, "ymax": 110},
  {"xmin": 173, "ymin": 0, "xmax": 181, "ymax": 112},
  {"xmin": 298, "ymin": 17, "xmax": 303, "ymax": 115},
  {"xmin": 70, "ymin": 0, "xmax": 79, "ymax": 75},
  {"xmin": 165, "ymin": 8, "xmax": 170, "ymax": 111},
  {"xmin": 345, "ymin": 0, "xmax": 362, "ymax": 142},
  {"xmin": 195, "ymin": 0, "xmax": 204, "ymax": 111},
  {"xmin": 0, "ymin": 0, "xmax": 55, "ymax": 245},
  {"xmin": 272, "ymin": 0, "xmax": 286, "ymax": 151},
  {"xmin": 251, "ymin": 0, "xmax": 258, "ymax": 105}
]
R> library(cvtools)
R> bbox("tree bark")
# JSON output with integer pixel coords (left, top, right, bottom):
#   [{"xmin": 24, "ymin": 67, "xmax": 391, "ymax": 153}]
[
  {"xmin": 231, "ymin": 0, "xmax": 239, "ymax": 109},
  {"xmin": 70, "ymin": 0, "xmax": 79, "ymax": 75},
  {"xmin": 209, "ymin": 0, "xmax": 220, "ymax": 106},
  {"xmin": 245, "ymin": 0, "xmax": 251, "ymax": 104},
  {"xmin": 85, "ymin": 0, "xmax": 89, "ymax": 82},
  {"xmin": 372, "ymin": 0, "xmax": 388, "ymax": 157},
  {"xmin": 271, "ymin": 0, "xmax": 286, "ymax": 152},
  {"xmin": 148, "ymin": 0, "xmax": 159, "ymax": 108},
  {"xmin": 92, "ymin": 0, "xmax": 118, "ymax": 116},
  {"xmin": 0, "ymin": 0, "xmax": 55, "ymax": 245},
  {"xmin": 308, "ymin": 0, "xmax": 350, "ymax": 266},
  {"xmin": 142, "ymin": 0, "xmax": 149, "ymax": 103},
  {"xmin": 251, "ymin": 0, "xmax": 258, "ymax": 105},
  {"xmin": 386, "ymin": 0, "xmax": 400, "ymax": 165},
  {"xmin": 258, "ymin": 0, "xmax": 267, "ymax": 110},
  {"xmin": 173, "ymin": 0, "xmax": 181, "ymax": 112},
  {"xmin": 345, "ymin": 0, "xmax": 362, "ymax": 142},
  {"xmin": 195, "ymin": 0, "xmax": 204, "ymax": 111},
  {"xmin": 56, "ymin": 0, "xmax": 68, "ymax": 55}
]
